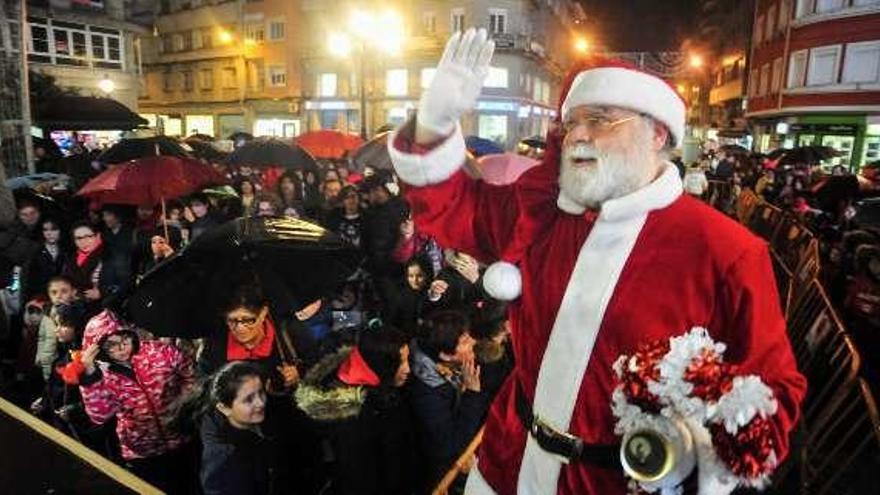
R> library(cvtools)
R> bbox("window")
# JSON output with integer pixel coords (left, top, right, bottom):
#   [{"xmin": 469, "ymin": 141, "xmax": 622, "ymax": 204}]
[
  {"xmin": 483, "ymin": 66, "xmax": 508, "ymax": 88},
  {"xmin": 200, "ymin": 69, "xmax": 213, "ymax": 90},
  {"xmin": 754, "ymin": 15, "xmax": 764, "ymax": 44},
  {"xmin": 748, "ymin": 68, "xmax": 758, "ymax": 96},
  {"xmin": 30, "ymin": 25, "xmax": 49, "ymax": 54},
  {"xmin": 222, "ymin": 67, "xmax": 237, "ymax": 88},
  {"xmin": 478, "ymin": 115, "xmax": 508, "ymax": 145},
  {"xmin": 422, "ymin": 12, "xmax": 436, "ymax": 34},
  {"xmin": 192, "ymin": 30, "xmax": 203, "ymax": 49},
  {"xmin": 451, "ymin": 8, "xmax": 465, "ymax": 33},
  {"xmin": 245, "ymin": 23, "xmax": 264, "ymax": 43},
  {"xmin": 759, "ymin": 63, "xmax": 770, "ymax": 95},
  {"xmin": 172, "ymin": 33, "xmax": 184, "ymax": 52},
  {"xmin": 163, "ymin": 70, "xmax": 174, "ymax": 92},
  {"xmin": 779, "ymin": 0, "xmax": 791, "ymax": 30},
  {"xmin": 766, "ymin": 6, "xmax": 776, "ymax": 38},
  {"xmin": 318, "ymin": 73, "xmax": 337, "ymax": 96},
  {"xmin": 201, "ymin": 28, "xmax": 213, "ymax": 48},
  {"xmin": 816, "ymin": 0, "xmax": 843, "ymax": 13},
  {"xmin": 795, "ymin": 0, "xmax": 813, "ymax": 18},
  {"xmin": 541, "ymin": 80, "xmax": 551, "ymax": 104},
  {"xmin": 842, "ymin": 40, "xmax": 880, "ymax": 83},
  {"xmin": 269, "ymin": 65, "xmax": 287, "ymax": 86},
  {"xmin": 489, "ymin": 9, "xmax": 507, "ymax": 34},
  {"xmin": 421, "ymin": 68, "xmax": 436, "ymax": 89},
  {"xmin": 269, "ymin": 20, "xmax": 285, "ymax": 41},
  {"xmin": 532, "ymin": 77, "xmax": 542, "ymax": 101},
  {"xmin": 787, "ymin": 49, "xmax": 808, "ymax": 87},
  {"xmin": 183, "ymin": 71, "xmax": 194, "ymax": 91},
  {"xmin": 386, "ymin": 69, "xmax": 408, "ymax": 96},
  {"xmin": 772, "ymin": 57, "xmax": 784, "ymax": 92},
  {"xmin": 854, "ymin": 0, "xmax": 880, "ymax": 5},
  {"xmin": 807, "ymin": 44, "xmax": 841, "ymax": 86}
]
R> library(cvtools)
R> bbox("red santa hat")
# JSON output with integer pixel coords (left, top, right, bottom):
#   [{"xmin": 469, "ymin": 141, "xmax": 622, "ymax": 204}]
[
  {"xmin": 482, "ymin": 58, "xmax": 686, "ymax": 302},
  {"xmin": 560, "ymin": 59, "xmax": 686, "ymax": 146}
]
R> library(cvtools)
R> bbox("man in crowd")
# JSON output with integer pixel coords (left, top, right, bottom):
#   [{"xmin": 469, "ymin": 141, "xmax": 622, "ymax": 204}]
[{"xmin": 389, "ymin": 28, "xmax": 805, "ymax": 494}]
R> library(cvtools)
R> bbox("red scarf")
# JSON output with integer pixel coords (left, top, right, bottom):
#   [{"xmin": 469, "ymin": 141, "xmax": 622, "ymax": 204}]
[
  {"xmin": 226, "ymin": 317, "xmax": 276, "ymax": 361},
  {"xmin": 76, "ymin": 237, "xmax": 103, "ymax": 267}
]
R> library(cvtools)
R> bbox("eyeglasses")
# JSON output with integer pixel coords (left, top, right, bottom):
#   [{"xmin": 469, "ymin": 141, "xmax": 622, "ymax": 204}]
[
  {"xmin": 74, "ymin": 233, "xmax": 96, "ymax": 241},
  {"xmin": 226, "ymin": 316, "xmax": 258, "ymax": 328},
  {"xmin": 102, "ymin": 334, "xmax": 132, "ymax": 351},
  {"xmin": 561, "ymin": 115, "xmax": 639, "ymax": 136}
]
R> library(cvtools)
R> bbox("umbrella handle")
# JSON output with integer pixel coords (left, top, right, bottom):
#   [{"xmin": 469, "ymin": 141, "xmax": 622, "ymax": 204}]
[{"xmin": 161, "ymin": 197, "xmax": 169, "ymax": 242}]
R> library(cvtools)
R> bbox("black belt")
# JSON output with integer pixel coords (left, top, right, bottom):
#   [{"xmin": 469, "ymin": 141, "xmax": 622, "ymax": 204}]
[{"xmin": 515, "ymin": 382, "xmax": 621, "ymax": 470}]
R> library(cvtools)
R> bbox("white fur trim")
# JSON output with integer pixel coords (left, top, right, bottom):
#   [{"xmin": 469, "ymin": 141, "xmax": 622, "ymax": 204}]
[
  {"xmin": 518, "ymin": 203, "xmax": 650, "ymax": 493},
  {"xmin": 711, "ymin": 375, "xmax": 778, "ymax": 435},
  {"xmin": 482, "ymin": 261, "xmax": 522, "ymax": 301},
  {"xmin": 388, "ymin": 121, "xmax": 466, "ymax": 186},
  {"xmin": 561, "ymin": 67, "xmax": 686, "ymax": 146},
  {"xmin": 649, "ymin": 327, "xmax": 725, "ymax": 420},
  {"xmin": 464, "ymin": 459, "xmax": 497, "ymax": 495}
]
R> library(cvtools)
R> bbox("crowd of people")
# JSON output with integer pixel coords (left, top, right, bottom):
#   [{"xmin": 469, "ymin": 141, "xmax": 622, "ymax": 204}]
[{"xmin": 0, "ymin": 146, "xmax": 515, "ymax": 495}]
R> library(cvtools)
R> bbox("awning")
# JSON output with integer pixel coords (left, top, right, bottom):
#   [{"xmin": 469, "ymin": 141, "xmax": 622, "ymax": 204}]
[{"xmin": 35, "ymin": 96, "xmax": 148, "ymax": 131}]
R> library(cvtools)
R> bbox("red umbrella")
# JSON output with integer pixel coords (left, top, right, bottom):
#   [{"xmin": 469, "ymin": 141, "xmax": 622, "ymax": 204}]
[
  {"xmin": 78, "ymin": 156, "xmax": 226, "ymax": 238},
  {"xmin": 295, "ymin": 130, "xmax": 364, "ymax": 159}
]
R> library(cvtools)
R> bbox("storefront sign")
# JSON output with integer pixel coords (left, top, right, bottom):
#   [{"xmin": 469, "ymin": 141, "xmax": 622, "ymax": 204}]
[{"xmin": 789, "ymin": 124, "xmax": 858, "ymax": 135}]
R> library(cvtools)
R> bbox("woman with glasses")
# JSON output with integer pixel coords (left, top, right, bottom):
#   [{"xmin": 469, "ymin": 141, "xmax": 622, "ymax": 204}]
[
  {"xmin": 61, "ymin": 220, "xmax": 128, "ymax": 311},
  {"xmin": 78, "ymin": 309, "xmax": 198, "ymax": 493},
  {"xmin": 196, "ymin": 280, "xmax": 327, "ymax": 492}
]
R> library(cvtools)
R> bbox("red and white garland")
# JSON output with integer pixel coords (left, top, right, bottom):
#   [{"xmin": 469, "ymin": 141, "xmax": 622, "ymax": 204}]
[{"xmin": 611, "ymin": 327, "xmax": 779, "ymax": 494}]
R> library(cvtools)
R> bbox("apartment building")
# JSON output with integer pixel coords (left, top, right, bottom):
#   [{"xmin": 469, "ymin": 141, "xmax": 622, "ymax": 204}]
[{"xmin": 747, "ymin": 0, "xmax": 880, "ymax": 170}]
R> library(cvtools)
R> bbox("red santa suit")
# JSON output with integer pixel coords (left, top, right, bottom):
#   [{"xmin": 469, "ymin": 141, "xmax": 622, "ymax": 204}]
[{"xmin": 388, "ymin": 60, "xmax": 806, "ymax": 495}]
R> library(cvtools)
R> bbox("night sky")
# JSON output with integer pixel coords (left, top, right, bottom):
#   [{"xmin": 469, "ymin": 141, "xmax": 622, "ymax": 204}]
[{"xmin": 578, "ymin": 0, "xmax": 700, "ymax": 52}]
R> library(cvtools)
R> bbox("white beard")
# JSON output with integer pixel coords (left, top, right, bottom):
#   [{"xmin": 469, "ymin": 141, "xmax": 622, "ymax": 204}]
[{"xmin": 558, "ymin": 133, "xmax": 659, "ymax": 210}]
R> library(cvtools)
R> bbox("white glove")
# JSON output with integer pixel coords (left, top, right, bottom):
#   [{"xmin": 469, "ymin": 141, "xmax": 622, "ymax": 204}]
[{"xmin": 418, "ymin": 28, "xmax": 495, "ymax": 135}]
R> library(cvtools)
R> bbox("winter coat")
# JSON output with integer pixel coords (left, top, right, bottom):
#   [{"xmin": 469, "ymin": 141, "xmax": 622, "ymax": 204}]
[
  {"xmin": 295, "ymin": 348, "xmax": 419, "ymax": 495},
  {"xmin": 407, "ymin": 342, "xmax": 490, "ymax": 484},
  {"xmin": 325, "ymin": 208, "xmax": 364, "ymax": 249},
  {"xmin": 21, "ymin": 244, "xmax": 66, "ymax": 301},
  {"xmin": 62, "ymin": 245, "xmax": 127, "ymax": 302},
  {"xmin": 388, "ymin": 284, "xmax": 428, "ymax": 338},
  {"xmin": 362, "ymin": 198, "xmax": 408, "ymax": 277},
  {"xmin": 79, "ymin": 311, "xmax": 195, "ymax": 460},
  {"xmin": 200, "ymin": 409, "xmax": 276, "ymax": 495},
  {"xmin": 188, "ymin": 213, "xmax": 221, "ymax": 241},
  {"xmin": 35, "ymin": 314, "xmax": 59, "ymax": 380}
]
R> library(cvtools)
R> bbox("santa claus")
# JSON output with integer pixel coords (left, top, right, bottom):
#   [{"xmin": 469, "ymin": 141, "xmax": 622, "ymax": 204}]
[{"xmin": 388, "ymin": 28, "xmax": 806, "ymax": 494}]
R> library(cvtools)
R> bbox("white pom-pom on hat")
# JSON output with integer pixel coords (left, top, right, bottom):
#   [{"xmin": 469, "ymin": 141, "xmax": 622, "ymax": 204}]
[{"xmin": 483, "ymin": 261, "xmax": 522, "ymax": 301}]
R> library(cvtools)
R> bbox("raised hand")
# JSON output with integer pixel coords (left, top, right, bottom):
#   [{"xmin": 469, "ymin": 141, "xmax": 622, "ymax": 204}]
[{"xmin": 417, "ymin": 28, "xmax": 495, "ymax": 138}]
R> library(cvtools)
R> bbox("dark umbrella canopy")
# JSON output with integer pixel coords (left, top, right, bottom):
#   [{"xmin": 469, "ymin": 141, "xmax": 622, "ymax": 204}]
[
  {"xmin": 98, "ymin": 136, "xmax": 191, "ymax": 165},
  {"xmin": 465, "ymin": 136, "xmax": 504, "ymax": 157},
  {"xmin": 520, "ymin": 136, "xmax": 546, "ymax": 149},
  {"xmin": 351, "ymin": 132, "xmax": 392, "ymax": 172},
  {"xmin": 224, "ymin": 138, "xmax": 318, "ymax": 172},
  {"xmin": 125, "ymin": 216, "xmax": 362, "ymax": 338},
  {"xmin": 768, "ymin": 146, "xmax": 840, "ymax": 165},
  {"xmin": 719, "ymin": 144, "xmax": 749, "ymax": 155},
  {"xmin": 184, "ymin": 138, "xmax": 228, "ymax": 163}
]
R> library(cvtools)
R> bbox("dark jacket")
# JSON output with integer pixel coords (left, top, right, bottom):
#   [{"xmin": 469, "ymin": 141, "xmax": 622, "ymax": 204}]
[
  {"xmin": 389, "ymin": 284, "xmax": 428, "ymax": 338},
  {"xmin": 200, "ymin": 410, "xmax": 276, "ymax": 495},
  {"xmin": 325, "ymin": 208, "xmax": 364, "ymax": 249},
  {"xmin": 362, "ymin": 198, "xmax": 408, "ymax": 277},
  {"xmin": 22, "ymin": 244, "xmax": 66, "ymax": 300},
  {"xmin": 188, "ymin": 213, "xmax": 221, "ymax": 241},
  {"xmin": 406, "ymin": 342, "xmax": 490, "ymax": 485}
]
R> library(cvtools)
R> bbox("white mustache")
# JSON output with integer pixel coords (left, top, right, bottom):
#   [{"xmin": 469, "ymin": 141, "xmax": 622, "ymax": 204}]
[{"xmin": 566, "ymin": 143, "xmax": 600, "ymax": 160}]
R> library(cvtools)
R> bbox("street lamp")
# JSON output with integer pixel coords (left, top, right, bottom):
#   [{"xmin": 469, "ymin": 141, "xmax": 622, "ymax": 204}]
[
  {"xmin": 574, "ymin": 37, "xmax": 590, "ymax": 54},
  {"xmin": 689, "ymin": 54, "xmax": 704, "ymax": 69},
  {"xmin": 98, "ymin": 74, "xmax": 115, "ymax": 94},
  {"xmin": 329, "ymin": 9, "xmax": 404, "ymax": 139}
]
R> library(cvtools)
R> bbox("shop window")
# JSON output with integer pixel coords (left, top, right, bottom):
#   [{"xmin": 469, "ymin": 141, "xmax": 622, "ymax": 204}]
[
  {"xmin": 807, "ymin": 44, "xmax": 841, "ymax": 86},
  {"xmin": 386, "ymin": 69, "xmax": 408, "ymax": 96},
  {"xmin": 186, "ymin": 115, "xmax": 214, "ymax": 136},
  {"xmin": 484, "ymin": 66, "xmax": 508, "ymax": 88},
  {"xmin": 842, "ymin": 40, "xmax": 880, "ymax": 83},
  {"xmin": 788, "ymin": 49, "xmax": 808, "ymax": 87},
  {"xmin": 478, "ymin": 114, "xmax": 508, "ymax": 145}
]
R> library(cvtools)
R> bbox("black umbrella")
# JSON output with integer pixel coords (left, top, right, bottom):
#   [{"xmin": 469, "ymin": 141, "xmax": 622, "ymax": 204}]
[
  {"xmin": 719, "ymin": 144, "xmax": 749, "ymax": 155},
  {"xmin": 228, "ymin": 132, "xmax": 255, "ymax": 149},
  {"xmin": 98, "ymin": 136, "xmax": 191, "ymax": 165},
  {"xmin": 184, "ymin": 138, "xmax": 228, "ymax": 163},
  {"xmin": 768, "ymin": 146, "xmax": 840, "ymax": 165},
  {"xmin": 351, "ymin": 132, "xmax": 392, "ymax": 172},
  {"xmin": 124, "ymin": 216, "xmax": 362, "ymax": 338},
  {"xmin": 223, "ymin": 138, "xmax": 318, "ymax": 173},
  {"xmin": 520, "ymin": 136, "xmax": 546, "ymax": 149}
]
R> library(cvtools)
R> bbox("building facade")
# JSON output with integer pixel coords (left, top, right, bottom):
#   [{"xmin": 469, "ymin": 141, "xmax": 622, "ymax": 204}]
[
  {"xmin": 22, "ymin": 0, "xmax": 146, "ymax": 110},
  {"xmin": 300, "ymin": 0, "xmax": 585, "ymax": 148},
  {"xmin": 139, "ymin": 0, "xmax": 586, "ymax": 147},
  {"xmin": 138, "ymin": 0, "xmax": 304, "ymax": 139},
  {"xmin": 747, "ymin": 0, "xmax": 880, "ymax": 170}
]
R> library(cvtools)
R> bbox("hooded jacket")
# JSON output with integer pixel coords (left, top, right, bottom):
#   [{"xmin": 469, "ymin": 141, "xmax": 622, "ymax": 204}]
[
  {"xmin": 200, "ymin": 409, "xmax": 276, "ymax": 495},
  {"xmin": 79, "ymin": 310, "xmax": 195, "ymax": 460}
]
